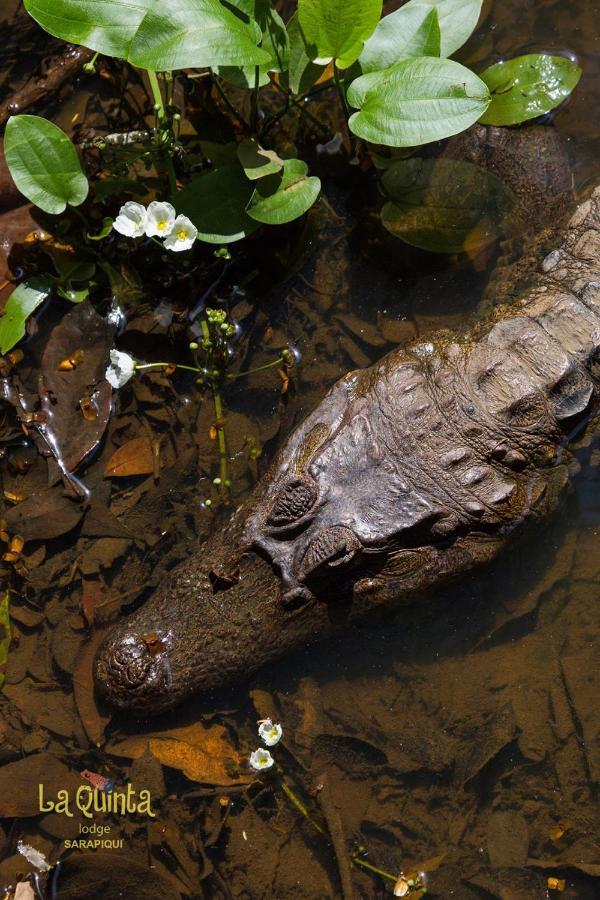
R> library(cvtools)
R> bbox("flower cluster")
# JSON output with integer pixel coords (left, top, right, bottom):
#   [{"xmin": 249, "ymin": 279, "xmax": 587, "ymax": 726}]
[
  {"xmin": 249, "ymin": 718, "xmax": 283, "ymax": 772},
  {"xmin": 113, "ymin": 201, "xmax": 197, "ymax": 252}
]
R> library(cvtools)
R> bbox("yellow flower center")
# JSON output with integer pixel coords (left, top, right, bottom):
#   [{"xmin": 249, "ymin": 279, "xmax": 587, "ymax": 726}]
[
  {"xmin": 177, "ymin": 229, "xmax": 188, "ymax": 240},
  {"xmin": 157, "ymin": 220, "xmax": 168, "ymax": 232}
]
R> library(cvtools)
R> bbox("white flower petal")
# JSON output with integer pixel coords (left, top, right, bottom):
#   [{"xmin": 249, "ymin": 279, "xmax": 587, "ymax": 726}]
[
  {"xmin": 163, "ymin": 215, "xmax": 198, "ymax": 252},
  {"xmin": 17, "ymin": 841, "xmax": 51, "ymax": 873},
  {"xmin": 258, "ymin": 719, "xmax": 283, "ymax": 747},
  {"xmin": 146, "ymin": 200, "xmax": 177, "ymax": 237},
  {"xmin": 105, "ymin": 349, "xmax": 136, "ymax": 389},
  {"xmin": 113, "ymin": 201, "xmax": 147, "ymax": 238},
  {"xmin": 249, "ymin": 748, "xmax": 274, "ymax": 771}
]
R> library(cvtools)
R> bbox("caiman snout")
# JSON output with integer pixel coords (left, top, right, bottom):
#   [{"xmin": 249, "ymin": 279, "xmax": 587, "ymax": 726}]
[{"xmin": 94, "ymin": 630, "xmax": 176, "ymax": 715}]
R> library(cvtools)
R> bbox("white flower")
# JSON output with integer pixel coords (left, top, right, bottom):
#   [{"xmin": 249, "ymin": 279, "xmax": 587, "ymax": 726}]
[
  {"xmin": 249, "ymin": 747, "xmax": 274, "ymax": 771},
  {"xmin": 17, "ymin": 841, "xmax": 50, "ymax": 872},
  {"xmin": 113, "ymin": 201, "xmax": 147, "ymax": 238},
  {"xmin": 105, "ymin": 349, "xmax": 136, "ymax": 389},
  {"xmin": 258, "ymin": 718, "xmax": 283, "ymax": 747},
  {"xmin": 145, "ymin": 200, "xmax": 176, "ymax": 237},
  {"xmin": 163, "ymin": 214, "xmax": 198, "ymax": 252}
]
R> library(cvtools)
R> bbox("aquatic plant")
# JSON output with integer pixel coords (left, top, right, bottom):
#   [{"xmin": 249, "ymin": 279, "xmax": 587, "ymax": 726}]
[{"xmin": 0, "ymin": 1, "xmax": 582, "ymax": 352}]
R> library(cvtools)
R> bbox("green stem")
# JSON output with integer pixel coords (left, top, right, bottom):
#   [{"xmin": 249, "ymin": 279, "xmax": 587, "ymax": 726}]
[
  {"xmin": 280, "ymin": 780, "xmax": 327, "ymax": 837},
  {"xmin": 136, "ymin": 362, "xmax": 205, "ymax": 375},
  {"xmin": 200, "ymin": 319, "xmax": 230, "ymax": 499},
  {"xmin": 251, "ymin": 65, "xmax": 260, "ymax": 131},
  {"xmin": 333, "ymin": 62, "xmax": 355, "ymax": 155},
  {"xmin": 351, "ymin": 856, "xmax": 397, "ymax": 883},
  {"xmin": 226, "ymin": 356, "xmax": 284, "ymax": 380},
  {"xmin": 147, "ymin": 69, "xmax": 166, "ymax": 123}
]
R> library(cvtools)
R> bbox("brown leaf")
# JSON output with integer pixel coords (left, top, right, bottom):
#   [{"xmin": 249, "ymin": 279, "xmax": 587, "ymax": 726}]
[
  {"xmin": 39, "ymin": 302, "xmax": 115, "ymax": 473},
  {"xmin": 73, "ymin": 630, "xmax": 112, "ymax": 746},
  {"xmin": 0, "ymin": 752, "xmax": 81, "ymax": 817},
  {"xmin": 4, "ymin": 489, "xmax": 84, "ymax": 541},
  {"xmin": 107, "ymin": 722, "xmax": 251, "ymax": 786},
  {"xmin": 104, "ymin": 436, "xmax": 155, "ymax": 478}
]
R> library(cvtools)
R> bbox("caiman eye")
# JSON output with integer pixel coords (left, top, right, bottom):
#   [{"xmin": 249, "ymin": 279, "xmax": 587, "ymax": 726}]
[
  {"xmin": 267, "ymin": 477, "xmax": 318, "ymax": 527},
  {"xmin": 298, "ymin": 525, "xmax": 361, "ymax": 582}
]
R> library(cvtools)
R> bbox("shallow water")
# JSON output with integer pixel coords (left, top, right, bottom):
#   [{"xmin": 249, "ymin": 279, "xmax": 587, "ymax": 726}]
[{"xmin": 0, "ymin": 1, "xmax": 599, "ymax": 898}]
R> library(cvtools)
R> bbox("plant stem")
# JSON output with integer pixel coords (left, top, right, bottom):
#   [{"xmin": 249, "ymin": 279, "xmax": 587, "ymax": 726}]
[
  {"xmin": 226, "ymin": 356, "xmax": 285, "ymax": 380},
  {"xmin": 211, "ymin": 75, "xmax": 251, "ymax": 132},
  {"xmin": 333, "ymin": 62, "xmax": 355, "ymax": 155},
  {"xmin": 200, "ymin": 319, "xmax": 230, "ymax": 500},
  {"xmin": 351, "ymin": 856, "xmax": 396, "ymax": 883},
  {"xmin": 251, "ymin": 65, "xmax": 261, "ymax": 131},
  {"xmin": 136, "ymin": 362, "xmax": 205, "ymax": 375},
  {"xmin": 268, "ymin": 75, "xmax": 330, "ymax": 137},
  {"xmin": 280, "ymin": 780, "xmax": 327, "ymax": 837},
  {"xmin": 147, "ymin": 69, "xmax": 166, "ymax": 123}
]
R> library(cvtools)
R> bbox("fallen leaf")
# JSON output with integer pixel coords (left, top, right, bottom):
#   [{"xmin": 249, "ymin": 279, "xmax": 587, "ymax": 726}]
[
  {"xmin": 0, "ymin": 752, "xmax": 81, "ymax": 817},
  {"xmin": 103, "ymin": 436, "xmax": 154, "ymax": 478},
  {"xmin": 3, "ymin": 489, "xmax": 84, "ymax": 541},
  {"xmin": 107, "ymin": 722, "xmax": 251, "ymax": 786},
  {"xmin": 73, "ymin": 630, "xmax": 112, "ymax": 746}
]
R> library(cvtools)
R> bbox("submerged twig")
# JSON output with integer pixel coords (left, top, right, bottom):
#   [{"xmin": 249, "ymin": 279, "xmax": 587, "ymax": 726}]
[{"xmin": 315, "ymin": 773, "xmax": 356, "ymax": 900}]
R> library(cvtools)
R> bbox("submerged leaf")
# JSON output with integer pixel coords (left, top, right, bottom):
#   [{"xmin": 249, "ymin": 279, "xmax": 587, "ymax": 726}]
[
  {"xmin": 0, "ymin": 591, "xmax": 11, "ymax": 690},
  {"xmin": 298, "ymin": 0, "xmax": 382, "ymax": 68},
  {"xmin": 478, "ymin": 54, "xmax": 582, "ymax": 126},
  {"xmin": 108, "ymin": 722, "xmax": 252, "ymax": 786},
  {"xmin": 176, "ymin": 167, "xmax": 258, "ymax": 244},
  {"xmin": 5, "ymin": 115, "xmax": 88, "ymax": 215},
  {"xmin": 104, "ymin": 436, "xmax": 155, "ymax": 478},
  {"xmin": 359, "ymin": 4, "xmax": 441, "ymax": 74},
  {"xmin": 348, "ymin": 56, "xmax": 490, "ymax": 147},
  {"xmin": 0, "ymin": 276, "xmax": 53, "ymax": 355},
  {"xmin": 381, "ymin": 157, "xmax": 515, "ymax": 253},
  {"xmin": 246, "ymin": 158, "xmax": 321, "ymax": 225}
]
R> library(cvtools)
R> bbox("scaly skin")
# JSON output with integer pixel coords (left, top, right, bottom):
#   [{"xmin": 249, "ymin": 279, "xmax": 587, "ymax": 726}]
[{"xmin": 94, "ymin": 181, "xmax": 600, "ymax": 715}]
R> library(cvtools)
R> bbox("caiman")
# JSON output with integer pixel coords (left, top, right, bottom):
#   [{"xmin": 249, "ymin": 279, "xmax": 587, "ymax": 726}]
[{"xmin": 94, "ymin": 126, "xmax": 600, "ymax": 715}]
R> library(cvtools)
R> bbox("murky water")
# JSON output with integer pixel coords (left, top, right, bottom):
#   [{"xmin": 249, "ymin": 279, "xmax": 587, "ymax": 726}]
[{"xmin": 0, "ymin": 1, "xmax": 598, "ymax": 898}]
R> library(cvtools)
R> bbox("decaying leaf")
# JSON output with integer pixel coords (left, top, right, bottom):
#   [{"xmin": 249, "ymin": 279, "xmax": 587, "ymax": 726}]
[
  {"xmin": 107, "ymin": 722, "xmax": 252, "ymax": 786},
  {"xmin": 104, "ymin": 436, "xmax": 155, "ymax": 478},
  {"xmin": 0, "ymin": 590, "xmax": 11, "ymax": 690},
  {"xmin": 73, "ymin": 630, "xmax": 112, "ymax": 746},
  {"xmin": 208, "ymin": 567, "xmax": 240, "ymax": 592}
]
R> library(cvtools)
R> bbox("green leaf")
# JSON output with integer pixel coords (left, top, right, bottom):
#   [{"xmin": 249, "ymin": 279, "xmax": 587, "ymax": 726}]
[
  {"xmin": 478, "ymin": 54, "xmax": 582, "ymax": 126},
  {"xmin": 4, "ymin": 115, "xmax": 88, "ymax": 215},
  {"xmin": 405, "ymin": 0, "xmax": 482, "ymax": 57},
  {"xmin": 23, "ymin": 0, "xmax": 155, "ymax": 58},
  {"xmin": 347, "ymin": 56, "xmax": 490, "ymax": 147},
  {"xmin": 237, "ymin": 139, "xmax": 283, "ymax": 180},
  {"xmin": 246, "ymin": 158, "xmax": 321, "ymax": 225},
  {"xmin": 216, "ymin": 0, "xmax": 289, "ymax": 88},
  {"xmin": 286, "ymin": 11, "xmax": 328, "ymax": 94},
  {"xmin": 87, "ymin": 217, "xmax": 114, "ymax": 240},
  {"xmin": 175, "ymin": 166, "xmax": 259, "ymax": 243},
  {"xmin": 0, "ymin": 591, "xmax": 10, "ymax": 691},
  {"xmin": 359, "ymin": 5, "xmax": 440, "ymax": 75},
  {"xmin": 129, "ymin": 0, "xmax": 270, "ymax": 70},
  {"xmin": 0, "ymin": 276, "xmax": 53, "ymax": 354},
  {"xmin": 298, "ymin": 0, "xmax": 382, "ymax": 68},
  {"xmin": 381, "ymin": 157, "xmax": 515, "ymax": 253}
]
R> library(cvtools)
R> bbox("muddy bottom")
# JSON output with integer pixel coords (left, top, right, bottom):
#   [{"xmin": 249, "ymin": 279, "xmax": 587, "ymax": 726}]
[{"xmin": 0, "ymin": 0, "xmax": 599, "ymax": 898}]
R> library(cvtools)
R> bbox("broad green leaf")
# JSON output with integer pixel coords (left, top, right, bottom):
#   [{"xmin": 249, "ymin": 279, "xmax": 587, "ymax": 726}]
[
  {"xmin": 286, "ymin": 11, "xmax": 328, "ymax": 94},
  {"xmin": 175, "ymin": 167, "xmax": 259, "ymax": 243},
  {"xmin": 129, "ymin": 0, "xmax": 270, "ymax": 70},
  {"xmin": 237, "ymin": 139, "xmax": 283, "ymax": 180},
  {"xmin": 217, "ymin": 0, "xmax": 289, "ymax": 88},
  {"xmin": 478, "ymin": 54, "xmax": 582, "ymax": 126},
  {"xmin": 405, "ymin": 0, "xmax": 482, "ymax": 57},
  {"xmin": 23, "ymin": 0, "xmax": 154, "ymax": 58},
  {"xmin": 298, "ymin": 0, "xmax": 382, "ymax": 68},
  {"xmin": 0, "ymin": 276, "xmax": 53, "ymax": 354},
  {"xmin": 246, "ymin": 158, "xmax": 321, "ymax": 225},
  {"xmin": 4, "ymin": 115, "xmax": 88, "ymax": 214},
  {"xmin": 381, "ymin": 157, "xmax": 515, "ymax": 253},
  {"xmin": 347, "ymin": 57, "xmax": 490, "ymax": 147},
  {"xmin": 359, "ymin": 5, "xmax": 440, "ymax": 75},
  {"xmin": 0, "ymin": 591, "xmax": 10, "ymax": 691}
]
